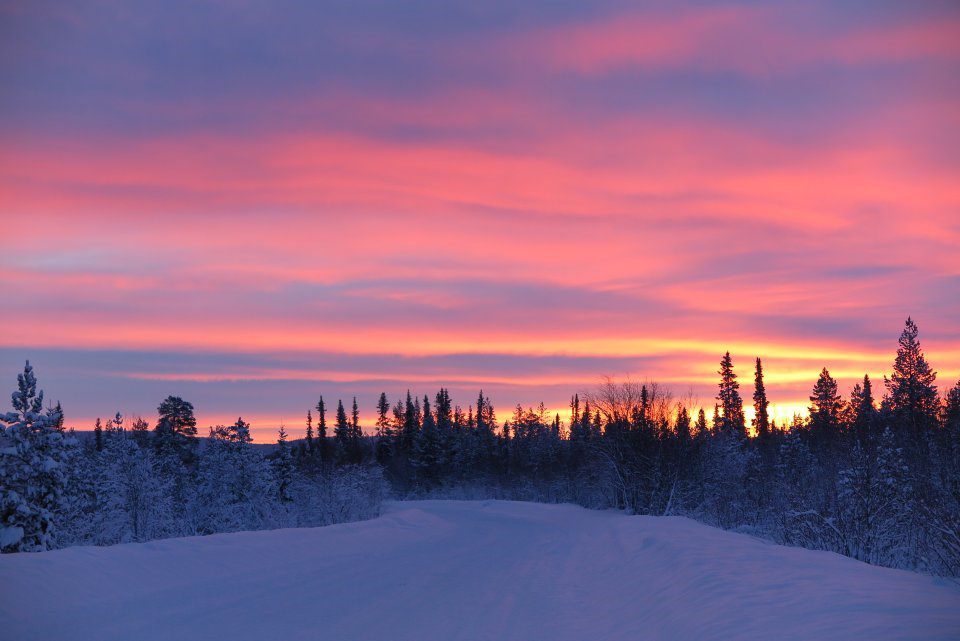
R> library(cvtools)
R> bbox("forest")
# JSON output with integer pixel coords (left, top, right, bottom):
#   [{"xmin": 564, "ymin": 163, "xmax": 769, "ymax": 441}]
[{"xmin": 2, "ymin": 318, "xmax": 958, "ymax": 578}]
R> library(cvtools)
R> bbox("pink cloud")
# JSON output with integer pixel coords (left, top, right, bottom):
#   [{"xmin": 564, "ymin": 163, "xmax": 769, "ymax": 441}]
[
  {"xmin": 498, "ymin": 6, "xmax": 960, "ymax": 77},
  {"xmin": 2, "ymin": 3, "xmax": 958, "ymax": 433}
]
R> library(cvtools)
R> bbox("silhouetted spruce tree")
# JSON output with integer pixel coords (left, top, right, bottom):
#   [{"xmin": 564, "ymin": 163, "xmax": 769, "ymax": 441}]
[
  {"xmin": 305, "ymin": 410, "xmax": 314, "ymax": 454},
  {"xmin": 347, "ymin": 397, "xmax": 363, "ymax": 462},
  {"xmin": 466, "ymin": 405, "xmax": 475, "ymax": 429},
  {"xmin": 569, "ymin": 395, "xmax": 587, "ymax": 444},
  {"xmin": 809, "ymin": 368, "xmax": 843, "ymax": 448},
  {"xmin": 849, "ymin": 375, "xmax": 876, "ymax": 443},
  {"xmin": 435, "ymin": 388, "xmax": 453, "ymax": 432},
  {"xmin": 402, "ymin": 391, "xmax": 418, "ymax": 452},
  {"xmin": 94, "ymin": 418, "xmax": 104, "ymax": 452},
  {"xmin": 885, "ymin": 317, "xmax": 939, "ymax": 441},
  {"xmin": 334, "ymin": 400, "xmax": 350, "ymax": 460},
  {"xmin": 477, "ymin": 392, "xmax": 498, "ymax": 472},
  {"xmin": 676, "ymin": 405, "xmax": 691, "ymax": 443},
  {"xmin": 581, "ymin": 399, "xmax": 597, "ymax": 438},
  {"xmin": 476, "ymin": 391, "xmax": 497, "ymax": 438},
  {"xmin": 638, "ymin": 385, "xmax": 650, "ymax": 431},
  {"xmin": 752, "ymin": 358, "xmax": 770, "ymax": 441},
  {"xmin": 881, "ymin": 320, "xmax": 943, "ymax": 559},
  {"xmin": 420, "ymin": 396, "xmax": 435, "ymax": 432},
  {"xmin": 695, "ymin": 408, "xmax": 708, "ymax": 437},
  {"xmin": 476, "ymin": 392, "xmax": 486, "ymax": 431},
  {"xmin": 413, "ymin": 395, "xmax": 442, "ymax": 485},
  {"xmin": 374, "ymin": 392, "xmax": 392, "ymax": 464},
  {"xmin": 436, "ymin": 389, "xmax": 454, "ymax": 472},
  {"xmin": 315, "ymin": 396, "xmax": 328, "ymax": 463},
  {"xmin": 716, "ymin": 352, "xmax": 745, "ymax": 435},
  {"xmin": 351, "ymin": 397, "xmax": 360, "ymax": 436},
  {"xmin": 375, "ymin": 393, "xmax": 391, "ymax": 437},
  {"xmin": 391, "ymin": 397, "xmax": 405, "ymax": 434}
]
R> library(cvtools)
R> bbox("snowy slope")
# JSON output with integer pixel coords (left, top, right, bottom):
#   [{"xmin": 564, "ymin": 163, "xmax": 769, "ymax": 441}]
[{"xmin": 1, "ymin": 501, "xmax": 958, "ymax": 641}]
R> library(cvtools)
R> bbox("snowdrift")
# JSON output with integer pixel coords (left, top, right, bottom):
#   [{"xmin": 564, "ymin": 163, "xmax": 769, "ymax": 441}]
[{"xmin": 2, "ymin": 500, "xmax": 958, "ymax": 641}]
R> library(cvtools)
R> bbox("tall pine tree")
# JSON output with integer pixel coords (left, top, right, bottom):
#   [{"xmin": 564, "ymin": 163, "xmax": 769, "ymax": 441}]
[
  {"xmin": 334, "ymin": 400, "xmax": 350, "ymax": 460},
  {"xmin": 315, "ymin": 396, "xmax": 328, "ymax": 463},
  {"xmin": 717, "ymin": 352, "xmax": 745, "ymax": 435},
  {"xmin": 885, "ymin": 317, "xmax": 939, "ymax": 440},
  {"xmin": 849, "ymin": 374, "xmax": 876, "ymax": 443},
  {"xmin": 809, "ymin": 368, "xmax": 842, "ymax": 447},
  {"xmin": 305, "ymin": 410, "xmax": 314, "ymax": 453},
  {"xmin": 752, "ymin": 358, "xmax": 770, "ymax": 440}
]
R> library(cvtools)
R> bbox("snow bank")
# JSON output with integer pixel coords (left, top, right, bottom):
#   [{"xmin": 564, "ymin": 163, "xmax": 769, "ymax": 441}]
[{"xmin": 1, "ymin": 500, "xmax": 957, "ymax": 641}]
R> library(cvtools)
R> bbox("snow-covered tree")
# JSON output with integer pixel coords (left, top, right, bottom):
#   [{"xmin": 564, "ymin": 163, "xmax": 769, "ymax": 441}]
[
  {"xmin": 925, "ymin": 379, "xmax": 960, "ymax": 576},
  {"xmin": 193, "ymin": 418, "xmax": 274, "ymax": 534},
  {"xmin": 94, "ymin": 417, "xmax": 177, "ymax": 544},
  {"xmin": 837, "ymin": 427, "xmax": 912, "ymax": 567},
  {"xmin": 773, "ymin": 428, "xmax": 826, "ymax": 548},
  {"xmin": 700, "ymin": 430, "xmax": 752, "ymax": 528},
  {"xmin": 0, "ymin": 362, "xmax": 68, "ymax": 552}
]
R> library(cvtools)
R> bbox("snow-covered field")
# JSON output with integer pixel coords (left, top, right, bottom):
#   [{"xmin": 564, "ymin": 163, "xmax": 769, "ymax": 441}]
[{"xmin": 2, "ymin": 500, "xmax": 958, "ymax": 641}]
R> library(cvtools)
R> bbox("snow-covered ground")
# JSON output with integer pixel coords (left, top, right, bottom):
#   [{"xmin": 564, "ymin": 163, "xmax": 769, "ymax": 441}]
[{"xmin": 2, "ymin": 500, "xmax": 958, "ymax": 641}]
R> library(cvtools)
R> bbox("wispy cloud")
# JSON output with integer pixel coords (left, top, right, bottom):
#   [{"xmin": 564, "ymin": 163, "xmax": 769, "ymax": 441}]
[{"xmin": 1, "ymin": 1, "xmax": 958, "ymax": 439}]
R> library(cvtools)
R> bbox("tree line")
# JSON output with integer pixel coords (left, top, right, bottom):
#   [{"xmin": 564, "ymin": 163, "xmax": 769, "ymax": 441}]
[
  {"xmin": 2, "ymin": 318, "xmax": 958, "ymax": 577},
  {"xmin": 0, "ymin": 370, "xmax": 385, "ymax": 552}
]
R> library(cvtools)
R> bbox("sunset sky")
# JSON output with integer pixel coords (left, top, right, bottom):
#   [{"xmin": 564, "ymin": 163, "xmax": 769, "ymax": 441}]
[{"xmin": 2, "ymin": 1, "xmax": 959, "ymax": 440}]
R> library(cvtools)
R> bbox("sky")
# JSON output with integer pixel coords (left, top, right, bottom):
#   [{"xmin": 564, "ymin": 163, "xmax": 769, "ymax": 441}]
[{"xmin": 1, "ymin": 0, "xmax": 959, "ymax": 441}]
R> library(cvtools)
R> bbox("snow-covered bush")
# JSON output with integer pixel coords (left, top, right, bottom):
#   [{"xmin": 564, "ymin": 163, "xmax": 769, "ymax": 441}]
[{"xmin": 292, "ymin": 465, "xmax": 388, "ymax": 528}]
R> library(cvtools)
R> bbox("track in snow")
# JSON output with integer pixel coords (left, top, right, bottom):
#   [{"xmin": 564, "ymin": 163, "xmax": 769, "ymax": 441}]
[{"xmin": 2, "ymin": 500, "xmax": 958, "ymax": 641}]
